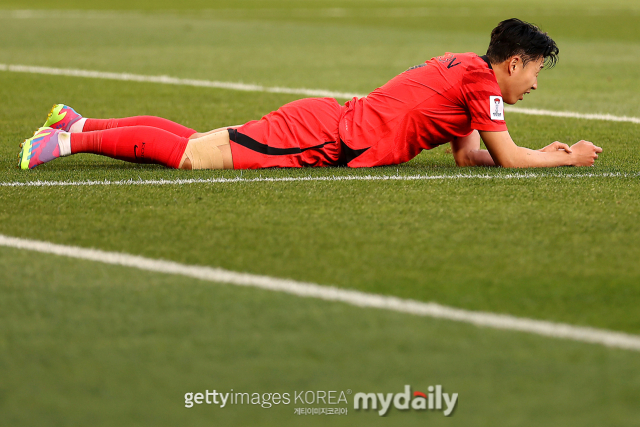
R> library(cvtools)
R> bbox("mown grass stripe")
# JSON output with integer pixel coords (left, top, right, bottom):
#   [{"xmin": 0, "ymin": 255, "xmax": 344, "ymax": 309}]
[
  {"xmin": 2, "ymin": 63, "xmax": 639, "ymax": 124},
  {"xmin": 1, "ymin": 233, "xmax": 639, "ymax": 352}
]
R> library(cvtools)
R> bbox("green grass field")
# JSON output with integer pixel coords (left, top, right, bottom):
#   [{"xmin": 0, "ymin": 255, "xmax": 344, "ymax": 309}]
[{"xmin": 1, "ymin": 1, "xmax": 639, "ymax": 425}]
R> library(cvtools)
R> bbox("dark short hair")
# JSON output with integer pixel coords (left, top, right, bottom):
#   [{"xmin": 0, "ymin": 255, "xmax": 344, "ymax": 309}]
[{"xmin": 486, "ymin": 18, "xmax": 559, "ymax": 69}]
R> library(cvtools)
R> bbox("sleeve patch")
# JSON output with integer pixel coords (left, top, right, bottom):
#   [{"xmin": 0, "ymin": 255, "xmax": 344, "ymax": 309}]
[{"xmin": 490, "ymin": 96, "xmax": 504, "ymax": 120}]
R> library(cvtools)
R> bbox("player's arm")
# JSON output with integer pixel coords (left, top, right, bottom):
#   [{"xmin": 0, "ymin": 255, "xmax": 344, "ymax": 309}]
[
  {"xmin": 478, "ymin": 130, "xmax": 602, "ymax": 168},
  {"xmin": 450, "ymin": 130, "xmax": 496, "ymax": 167}
]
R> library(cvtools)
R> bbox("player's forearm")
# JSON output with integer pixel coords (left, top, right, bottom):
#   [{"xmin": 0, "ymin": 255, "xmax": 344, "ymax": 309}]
[
  {"xmin": 453, "ymin": 148, "xmax": 496, "ymax": 167},
  {"xmin": 494, "ymin": 147, "xmax": 572, "ymax": 168},
  {"xmin": 467, "ymin": 149, "xmax": 496, "ymax": 167},
  {"xmin": 517, "ymin": 147, "xmax": 573, "ymax": 168}
]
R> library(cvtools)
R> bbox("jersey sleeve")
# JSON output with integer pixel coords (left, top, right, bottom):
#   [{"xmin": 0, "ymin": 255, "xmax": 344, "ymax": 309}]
[{"xmin": 461, "ymin": 69, "xmax": 508, "ymax": 132}]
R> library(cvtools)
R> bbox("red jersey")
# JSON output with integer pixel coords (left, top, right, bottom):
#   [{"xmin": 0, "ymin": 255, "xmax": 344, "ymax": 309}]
[{"xmin": 339, "ymin": 52, "xmax": 507, "ymax": 167}]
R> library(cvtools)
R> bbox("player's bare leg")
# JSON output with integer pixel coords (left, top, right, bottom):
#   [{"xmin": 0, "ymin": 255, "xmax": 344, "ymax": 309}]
[{"xmin": 179, "ymin": 130, "xmax": 234, "ymax": 170}]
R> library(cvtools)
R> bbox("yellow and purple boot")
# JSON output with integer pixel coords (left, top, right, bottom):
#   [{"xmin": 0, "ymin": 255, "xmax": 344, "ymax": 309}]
[
  {"xmin": 42, "ymin": 104, "xmax": 83, "ymax": 132},
  {"xmin": 17, "ymin": 127, "xmax": 67, "ymax": 170}
]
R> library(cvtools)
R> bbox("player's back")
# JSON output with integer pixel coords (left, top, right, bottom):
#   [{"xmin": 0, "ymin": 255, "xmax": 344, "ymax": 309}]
[{"xmin": 339, "ymin": 52, "xmax": 505, "ymax": 167}]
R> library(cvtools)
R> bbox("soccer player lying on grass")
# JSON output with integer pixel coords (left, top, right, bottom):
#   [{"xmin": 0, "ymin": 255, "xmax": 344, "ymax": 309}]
[{"xmin": 18, "ymin": 18, "xmax": 602, "ymax": 171}]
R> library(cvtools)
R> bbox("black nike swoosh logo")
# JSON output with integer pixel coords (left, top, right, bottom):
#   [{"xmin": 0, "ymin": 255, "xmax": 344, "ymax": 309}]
[
  {"xmin": 134, "ymin": 145, "xmax": 138, "ymax": 159},
  {"xmin": 447, "ymin": 58, "xmax": 461, "ymax": 69}
]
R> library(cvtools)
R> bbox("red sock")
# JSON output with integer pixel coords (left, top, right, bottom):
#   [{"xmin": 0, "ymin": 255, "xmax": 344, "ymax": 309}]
[
  {"xmin": 71, "ymin": 126, "xmax": 189, "ymax": 169},
  {"xmin": 83, "ymin": 116, "xmax": 196, "ymax": 138}
]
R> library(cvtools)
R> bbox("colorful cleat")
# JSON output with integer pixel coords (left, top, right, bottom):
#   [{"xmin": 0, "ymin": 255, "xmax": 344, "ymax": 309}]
[
  {"xmin": 42, "ymin": 104, "xmax": 83, "ymax": 131},
  {"xmin": 18, "ymin": 127, "xmax": 63, "ymax": 170}
]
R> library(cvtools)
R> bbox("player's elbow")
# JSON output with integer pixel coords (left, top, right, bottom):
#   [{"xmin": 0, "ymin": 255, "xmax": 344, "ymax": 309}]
[{"xmin": 453, "ymin": 151, "xmax": 474, "ymax": 167}]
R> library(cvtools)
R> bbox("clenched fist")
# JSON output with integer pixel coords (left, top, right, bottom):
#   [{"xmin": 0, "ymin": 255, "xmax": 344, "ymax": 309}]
[{"xmin": 569, "ymin": 140, "xmax": 603, "ymax": 166}]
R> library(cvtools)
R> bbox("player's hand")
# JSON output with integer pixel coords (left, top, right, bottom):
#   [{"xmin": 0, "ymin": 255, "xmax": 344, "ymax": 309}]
[
  {"xmin": 539, "ymin": 141, "xmax": 572, "ymax": 153},
  {"xmin": 569, "ymin": 140, "xmax": 603, "ymax": 166}
]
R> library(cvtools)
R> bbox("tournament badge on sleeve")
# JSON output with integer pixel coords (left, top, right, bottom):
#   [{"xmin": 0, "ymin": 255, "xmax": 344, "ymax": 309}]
[{"xmin": 490, "ymin": 96, "xmax": 504, "ymax": 120}]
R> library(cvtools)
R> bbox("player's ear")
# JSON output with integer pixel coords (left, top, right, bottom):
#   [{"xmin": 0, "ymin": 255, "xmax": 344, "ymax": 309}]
[{"xmin": 508, "ymin": 56, "xmax": 520, "ymax": 76}]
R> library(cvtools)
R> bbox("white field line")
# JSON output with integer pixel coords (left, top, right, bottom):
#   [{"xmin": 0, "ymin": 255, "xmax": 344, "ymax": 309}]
[
  {"xmin": 0, "ymin": 172, "xmax": 636, "ymax": 188},
  {"xmin": 0, "ymin": 63, "xmax": 359, "ymax": 99},
  {"xmin": 1, "ymin": 233, "xmax": 639, "ymax": 352},
  {"xmin": 503, "ymin": 107, "xmax": 640, "ymax": 124},
  {"xmin": 2, "ymin": 63, "xmax": 639, "ymax": 124}
]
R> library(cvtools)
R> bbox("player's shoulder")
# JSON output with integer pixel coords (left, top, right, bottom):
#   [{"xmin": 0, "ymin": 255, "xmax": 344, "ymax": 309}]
[
  {"xmin": 401, "ymin": 52, "xmax": 496, "ymax": 89},
  {"xmin": 404, "ymin": 52, "xmax": 486, "ymax": 75},
  {"xmin": 456, "ymin": 53, "xmax": 499, "ymax": 88},
  {"xmin": 429, "ymin": 52, "xmax": 489, "ymax": 71}
]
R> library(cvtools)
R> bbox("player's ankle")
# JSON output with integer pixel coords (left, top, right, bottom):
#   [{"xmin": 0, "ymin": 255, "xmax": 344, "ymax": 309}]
[
  {"xmin": 58, "ymin": 131, "xmax": 72, "ymax": 157},
  {"xmin": 69, "ymin": 118, "xmax": 87, "ymax": 133}
]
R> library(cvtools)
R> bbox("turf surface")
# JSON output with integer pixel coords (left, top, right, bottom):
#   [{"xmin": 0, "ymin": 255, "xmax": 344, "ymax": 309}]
[{"xmin": 1, "ymin": 1, "xmax": 639, "ymax": 425}]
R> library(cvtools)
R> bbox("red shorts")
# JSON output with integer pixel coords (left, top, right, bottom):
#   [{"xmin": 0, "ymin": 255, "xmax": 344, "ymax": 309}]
[{"xmin": 229, "ymin": 98, "xmax": 347, "ymax": 169}]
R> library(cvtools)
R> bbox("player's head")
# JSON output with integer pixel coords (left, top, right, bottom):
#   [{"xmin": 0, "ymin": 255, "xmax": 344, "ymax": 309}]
[
  {"xmin": 486, "ymin": 18, "xmax": 558, "ymax": 69},
  {"xmin": 486, "ymin": 18, "xmax": 559, "ymax": 104}
]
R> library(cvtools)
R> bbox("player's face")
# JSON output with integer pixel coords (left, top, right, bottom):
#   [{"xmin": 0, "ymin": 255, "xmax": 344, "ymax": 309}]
[{"xmin": 504, "ymin": 56, "xmax": 545, "ymax": 105}]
